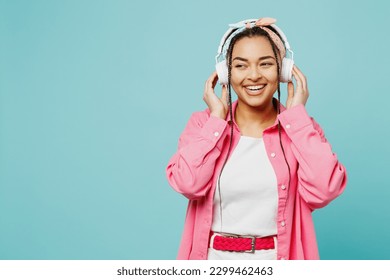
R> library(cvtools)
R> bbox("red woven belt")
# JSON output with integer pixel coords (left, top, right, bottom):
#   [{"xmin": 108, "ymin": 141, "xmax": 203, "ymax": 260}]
[{"xmin": 210, "ymin": 232, "xmax": 275, "ymax": 253}]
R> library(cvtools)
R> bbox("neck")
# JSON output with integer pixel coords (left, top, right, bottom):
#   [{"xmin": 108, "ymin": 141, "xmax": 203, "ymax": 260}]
[{"xmin": 235, "ymin": 100, "xmax": 277, "ymax": 137}]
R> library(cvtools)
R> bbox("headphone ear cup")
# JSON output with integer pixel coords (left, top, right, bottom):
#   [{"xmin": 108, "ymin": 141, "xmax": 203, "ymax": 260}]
[
  {"xmin": 280, "ymin": 57, "xmax": 294, "ymax": 83},
  {"xmin": 216, "ymin": 60, "xmax": 229, "ymax": 85}
]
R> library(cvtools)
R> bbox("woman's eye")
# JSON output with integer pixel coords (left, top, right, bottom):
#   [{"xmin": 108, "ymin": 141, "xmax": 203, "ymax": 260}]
[
  {"xmin": 260, "ymin": 62, "xmax": 274, "ymax": 67},
  {"xmin": 234, "ymin": 64, "xmax": 245, "ymax": 68}
]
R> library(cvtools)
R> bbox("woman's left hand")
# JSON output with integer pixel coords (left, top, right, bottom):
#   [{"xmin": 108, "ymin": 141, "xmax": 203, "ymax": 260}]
[{"xmin": 286, "ymin": 65, "xmax": 309, "ymax": 109}]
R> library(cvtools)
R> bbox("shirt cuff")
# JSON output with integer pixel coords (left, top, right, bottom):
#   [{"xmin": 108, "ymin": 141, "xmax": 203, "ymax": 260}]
[
  {"xmin": 200, "ymin": 115, "xmax": 228, "ymax": 148},
  {"xmin": 277, "ymin": 104, "xmax": 312, "ymax": 132}
]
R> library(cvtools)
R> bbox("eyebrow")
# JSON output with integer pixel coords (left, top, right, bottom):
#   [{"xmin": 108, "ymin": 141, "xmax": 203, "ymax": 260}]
[{"xmin": 232, "ymin": 56, "xmax": 276, "ymax": 62}]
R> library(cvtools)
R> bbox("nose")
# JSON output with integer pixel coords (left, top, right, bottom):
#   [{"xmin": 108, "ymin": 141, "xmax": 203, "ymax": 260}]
[{"xmin": 248, "ymin": 65, "xmax": 262, "ymax": 80}]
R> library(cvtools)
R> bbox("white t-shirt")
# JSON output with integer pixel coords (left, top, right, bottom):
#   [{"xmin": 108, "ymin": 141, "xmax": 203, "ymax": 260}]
[{"xmin": 208, "ymin": 135, "xmax": 278, "ymax": 260}]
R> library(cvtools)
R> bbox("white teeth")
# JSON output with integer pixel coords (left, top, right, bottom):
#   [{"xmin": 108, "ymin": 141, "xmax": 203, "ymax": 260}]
[{"xmin": 246, "ymin": 85, "xmax": 265, "ymax": 90}]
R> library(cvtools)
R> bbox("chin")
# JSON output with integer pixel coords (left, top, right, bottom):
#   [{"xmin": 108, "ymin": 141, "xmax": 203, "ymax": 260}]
[{"xmin": 237, "ymin": 92, "xmax": 275, "ymax": 109}]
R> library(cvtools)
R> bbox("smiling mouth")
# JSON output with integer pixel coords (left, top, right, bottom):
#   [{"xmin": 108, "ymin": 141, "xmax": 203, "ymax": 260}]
[{"xmin": 245, "ymin": 84, "xmax": 266, "ymax": 95}]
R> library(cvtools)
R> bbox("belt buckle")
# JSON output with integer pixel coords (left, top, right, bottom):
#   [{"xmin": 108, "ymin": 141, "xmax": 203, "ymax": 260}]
[
  {"xmin": 221, "ymin": 233, "xmax": 256, "ymax": 253},
  {"xmin": 242, "ymin": 235, "xmax": 256, "ymax": 253}
]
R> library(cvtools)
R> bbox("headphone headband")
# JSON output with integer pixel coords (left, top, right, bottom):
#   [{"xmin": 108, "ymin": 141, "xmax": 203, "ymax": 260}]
[{"xmin": 215, "ymin": 19, "xmax": 293, "ymax": 64}]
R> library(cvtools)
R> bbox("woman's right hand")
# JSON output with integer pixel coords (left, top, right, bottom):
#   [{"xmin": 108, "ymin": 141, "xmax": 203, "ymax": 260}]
[{"xmin": 203, "ymin": 72, "xmax": 228, "ymax": 120}]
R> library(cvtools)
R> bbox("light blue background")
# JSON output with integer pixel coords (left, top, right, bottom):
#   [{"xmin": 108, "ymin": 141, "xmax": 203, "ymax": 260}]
[{"xmin": 1, "ymin": 0, "xmax": 389, "ymax": 259}]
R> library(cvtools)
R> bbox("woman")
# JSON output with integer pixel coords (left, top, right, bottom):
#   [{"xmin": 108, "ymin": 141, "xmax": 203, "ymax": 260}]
[{"xmin": 166, "ymin": 17, "xmax": 347, "ymax": 260}]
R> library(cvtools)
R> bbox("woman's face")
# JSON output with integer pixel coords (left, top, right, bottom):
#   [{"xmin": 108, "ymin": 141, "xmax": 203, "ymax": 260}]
[{"xmin": 230, "ymin": 36, "xmax": 279, "ymax": 110}]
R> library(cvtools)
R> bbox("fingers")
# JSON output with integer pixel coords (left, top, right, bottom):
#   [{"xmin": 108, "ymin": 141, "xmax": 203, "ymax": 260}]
[
  {"xmin": 287, "ymin": 81, "xmax": 294, "ymax": 98},
  {"xmin": 204, "ymin": 72, "xmax": 217, "ymax": 100},
  {"xmin": 287, "ymin": 65, "xmax": 309, "ymax": 108},
  {"xmin": 221, "ymin": 84, "xmax": 228, "ymax": 105},
  {"xmin": 203, "ymin": 72, "xmax": 228, "ymax": 119},
  {"xmin": 287, "ymin": 82, "xmax": 294, "ymax": 108},
  {"xmin": 287, "ymin": 80, "xmax": 294, "ymax": 94},
  {"xmin": 204, "ymin": 71, "xmax": 218, "ymax": 92},
  {"xmin": 292, "ymin": 65, "xmax": 308, "ymax": 93}
]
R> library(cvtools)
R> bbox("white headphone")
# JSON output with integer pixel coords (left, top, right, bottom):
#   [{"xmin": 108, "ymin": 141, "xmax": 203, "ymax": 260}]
[{"xmin": 215, "ymin": 19, "xmax": 294, "ymax": 85}]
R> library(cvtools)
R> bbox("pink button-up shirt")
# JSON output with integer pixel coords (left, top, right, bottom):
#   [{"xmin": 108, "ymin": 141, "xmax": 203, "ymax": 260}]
[{"xmin": 166, "ymin": 101, "xmax": 347, "ymax": 260}]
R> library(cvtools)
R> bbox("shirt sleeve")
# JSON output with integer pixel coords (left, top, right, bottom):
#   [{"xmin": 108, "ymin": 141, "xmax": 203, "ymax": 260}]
[
  {"xmin": 277, "ymin": 104, "xmax": 347, "ymax": 210},
  {"xmin": 166, "ymin": 110, "xmax": 229, "ymax": 200}
]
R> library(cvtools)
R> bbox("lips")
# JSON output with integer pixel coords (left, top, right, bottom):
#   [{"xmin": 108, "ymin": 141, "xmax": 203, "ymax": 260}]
[{"xmin": 244, "ymin": 84, "xmax": 266, "ymax": 95}]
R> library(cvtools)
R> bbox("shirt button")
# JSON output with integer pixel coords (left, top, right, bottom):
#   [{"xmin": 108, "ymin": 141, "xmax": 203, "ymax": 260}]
[
  {"xmin": 286, "ymin": 124, "xmax": 291, "ymax": 129},
  {"xmin": 214, "ymin": 132, "xmax": 219, "ymax": 137},
  {"xmin": 281, "ymin": 221, "xmax": 286, "ymax": 227},
  {"xmin": 271, "ymin": 152, "xmax": 276, "ymax": 158},
  {"xmin": 281, "ymin": 185, "xmax": 286, "ymax": 190}
]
